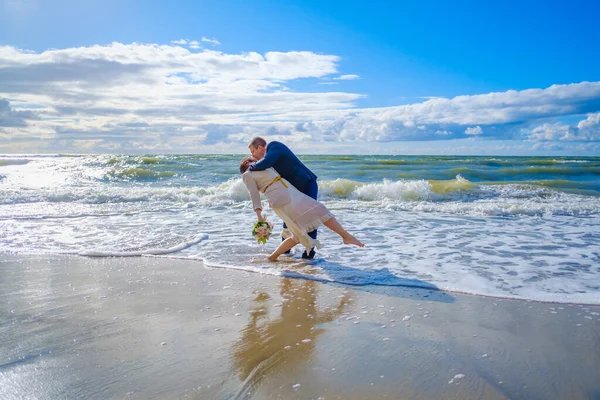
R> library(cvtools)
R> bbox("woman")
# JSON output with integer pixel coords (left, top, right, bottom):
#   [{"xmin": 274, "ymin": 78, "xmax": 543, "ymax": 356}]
[{"xmin": 240, "ymin": 157, "xmax": 364, "ymax": 261}]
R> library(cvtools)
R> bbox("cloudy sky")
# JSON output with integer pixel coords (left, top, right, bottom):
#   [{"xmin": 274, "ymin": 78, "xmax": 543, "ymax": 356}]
[{"xmin": 1, "ymin": 0, "xmax": 599, "ymax": 155}]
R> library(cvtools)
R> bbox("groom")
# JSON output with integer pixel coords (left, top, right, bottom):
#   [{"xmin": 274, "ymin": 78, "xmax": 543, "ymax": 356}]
[{"xmin": 248, "ymin": 137, "xmax": 318, "ymax": 259}]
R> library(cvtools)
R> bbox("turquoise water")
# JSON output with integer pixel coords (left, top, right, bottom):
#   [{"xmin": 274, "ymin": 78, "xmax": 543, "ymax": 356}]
[
  {"xmin": 38, "ymin": 154, "xmax": 600, "ymax": 193},
  {"xmin": 1, "ymin": 154, "xmax": 599, "ymax": 304}
]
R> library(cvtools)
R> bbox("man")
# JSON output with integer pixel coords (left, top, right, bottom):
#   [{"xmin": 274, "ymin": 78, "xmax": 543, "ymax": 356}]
[{"xmin": 248, "ymin": 137, "xmax": 318, "ymax": 259}]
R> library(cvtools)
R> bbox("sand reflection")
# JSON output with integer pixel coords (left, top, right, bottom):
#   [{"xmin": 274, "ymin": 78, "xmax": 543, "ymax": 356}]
[{"xmin": 231, "ymin": 277, "xmax": 349, "ymax": 395}]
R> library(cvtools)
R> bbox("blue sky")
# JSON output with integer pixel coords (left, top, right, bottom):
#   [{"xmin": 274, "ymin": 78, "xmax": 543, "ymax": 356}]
[{"xmin": 1, "ymin": 0, "xmax": 599, "ymax": 155}]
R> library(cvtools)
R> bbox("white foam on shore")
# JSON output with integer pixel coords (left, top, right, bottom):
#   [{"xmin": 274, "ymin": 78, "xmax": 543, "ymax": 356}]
[
  {"xmin": 78, "ymin": 234, "xmax": 209, "ymax": 257},
  {"xmin": 3, "ymin": 201, "xmax": 600, "ymax": 305}
]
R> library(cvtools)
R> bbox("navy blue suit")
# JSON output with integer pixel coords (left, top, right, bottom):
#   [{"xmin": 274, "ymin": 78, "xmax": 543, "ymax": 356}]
[
  {"xmin": 250, "ymin": 141, "xmax": 317, "ymax": 191},
  {"xmin": 250, "ymin": 141, "xmax": 318, "ymax": 256}
]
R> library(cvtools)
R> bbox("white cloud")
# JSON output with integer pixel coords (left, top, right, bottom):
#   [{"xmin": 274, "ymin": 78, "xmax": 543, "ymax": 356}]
[
  {"xmin": 171, "ymin": 37, "xmax": 220, "ymax": 49},
  {"xmin": 188, "ymin": 40, "xmax": 201, "ymax": 49},
  {"xmin": 1, "ymin": 41, "xmax": 600, "ymax": 154},
  {"xmin": 0, "ymin": 98, "xmax": 38, "ymax": 127},
  {"xmin": 577, "ymin": 112, "xmax": 600, "ymax": 137},
  {"xmin": 527, "ymin": 113, "xmax": 600, "ymax": 142},
  {"xmin": 334, "ymin": 74, "xmax": 360, "ymax": 80},
  {"xmin": 465, "ymin": 126, "xmax": 483, "ymax": 135},
  {"xmin": 201, "ymin": 37, "xmax": 221, "ymax": 46},
  {"xmin": 303, "ymin": 81, "xmax": 600, "ymax": 142},
  {"xmin": 367, "ymin": 82, "xmax": 600, "ymax": 126},
  {"xmin": 529, "ymin": 123, "xmax": 574, "ymax": 141}
]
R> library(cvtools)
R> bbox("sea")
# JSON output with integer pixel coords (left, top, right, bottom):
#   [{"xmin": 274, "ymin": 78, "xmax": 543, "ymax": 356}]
[{"xmin": 1, "ymin": 154, "xmax": 599, "ymax": 305}]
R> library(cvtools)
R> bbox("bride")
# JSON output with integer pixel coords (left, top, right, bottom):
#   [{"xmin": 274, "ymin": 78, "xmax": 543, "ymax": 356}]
[{"xmin": 240, "ymin": 157, "xmax": 364, "ymax": 261}]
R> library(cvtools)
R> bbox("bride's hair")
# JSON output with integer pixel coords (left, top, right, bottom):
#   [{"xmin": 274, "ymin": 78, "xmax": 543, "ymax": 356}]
[{"xmin": 239, "ymin": 157, "xmax": 255, "ymax": 174}]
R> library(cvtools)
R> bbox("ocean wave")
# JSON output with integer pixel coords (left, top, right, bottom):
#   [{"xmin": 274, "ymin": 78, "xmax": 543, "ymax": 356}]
[
  {"xmin": 480, "ymin": 159, "xmax": 595, "ymax": 167},
  {"xmin": 321, "ymin": 176, "xmax": 477, "ymax": 200},
  {"xmin": 388, "ymin": 198, "xmax": 600, "ymax": 217},
  {"xmin": 105, "ymin": 168, "xmax": 177, "ymax": 180},
  {"xmin": 377, "ymin": 159, "xmax": 409, "ymax": 165},
  {"xmin": 0, "ymin": 186, "xmax": 223, "ymax": 206},
  {"xmin": 2, "ymin": 176, "xmax": 599, "ymax": 217},
  {"xmin": 310, "ymin": 156, "xmax": 357, "ymax": 161},
  {"xmin": 136, "ymin": 156, "xmax": 161, "ymax": 164},
  {"xmin": 0, "ymin": 159, "xmax": 30, "ymax": 166},
  {"xmin": 445, "ymin": 166, "xmax": 600, "ymax": 181},
  {"xmin": 105, "ymin": 155, "xmax": 167, "ymax": 165},
  {"xmin": 446, "ymin": 167, "xmax": 498, "ymax": 180},
  {"xmin": 354, "ymin": 179, "xmax": 433, "ymax": 201},
  {"xmin": 429, "ymin": 175, "xmax": 476, "ymax": 194},
  {"xmin": 518, "ymin": 166, "xmax": 600, "ymax": 175}
]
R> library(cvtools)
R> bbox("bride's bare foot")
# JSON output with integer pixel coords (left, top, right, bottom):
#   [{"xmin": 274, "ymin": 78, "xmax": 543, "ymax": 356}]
[
  {"xmin": 343, "ymin": 235, "xmax": 364, "ymax": 247},
  {"xmin": 267, "ymin": 254, "xmax": 279, "ymax": 262}
]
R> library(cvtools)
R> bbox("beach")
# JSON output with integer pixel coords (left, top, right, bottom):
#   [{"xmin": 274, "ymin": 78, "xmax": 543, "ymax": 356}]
[{"xmin": 1, "ymin": 255, "xmax": 598, "ymax": 399}]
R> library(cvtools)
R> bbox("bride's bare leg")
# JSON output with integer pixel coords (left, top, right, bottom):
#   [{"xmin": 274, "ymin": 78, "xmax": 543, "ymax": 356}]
[
  {"xmin": 268, "ymin": 237, "xmax": 299, "ymax": 261},
  {"xmin": 323, "ymin": 218, "xmax": 364, "ymax": 247}
]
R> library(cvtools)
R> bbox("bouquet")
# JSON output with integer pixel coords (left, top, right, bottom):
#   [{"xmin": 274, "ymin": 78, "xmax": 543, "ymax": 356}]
[{"xmin": 252, "ymin": 220, "xmax": 274, "ymax": 244}]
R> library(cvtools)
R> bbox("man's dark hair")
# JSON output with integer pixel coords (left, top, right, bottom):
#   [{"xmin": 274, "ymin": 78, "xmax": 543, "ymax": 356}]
[{"xmin": 248, "ymin": 137, "xmax": 267, "ymax": 148}]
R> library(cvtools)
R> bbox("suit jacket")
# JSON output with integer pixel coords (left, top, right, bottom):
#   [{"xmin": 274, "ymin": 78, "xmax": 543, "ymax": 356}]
[{"xmin": 249, "ymin": 141, "xmax": 317, "ymax": 192}]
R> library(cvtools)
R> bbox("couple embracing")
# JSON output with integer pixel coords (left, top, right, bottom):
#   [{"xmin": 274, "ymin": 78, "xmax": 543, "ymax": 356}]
[{"xmin": 240, "ymin": 137, "xmax": 364, "ymax": 262}]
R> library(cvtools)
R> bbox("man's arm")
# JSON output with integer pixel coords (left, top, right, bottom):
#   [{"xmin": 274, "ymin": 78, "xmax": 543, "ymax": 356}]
[{"xmin": 249, "ymin": 142, "xmax": 283, "ymax": 171}]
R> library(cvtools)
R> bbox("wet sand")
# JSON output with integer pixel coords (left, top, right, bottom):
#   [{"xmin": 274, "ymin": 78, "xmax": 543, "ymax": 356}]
[{"xmin": 1, "ymin": 255, "xmax": 599, "ymax": 399}]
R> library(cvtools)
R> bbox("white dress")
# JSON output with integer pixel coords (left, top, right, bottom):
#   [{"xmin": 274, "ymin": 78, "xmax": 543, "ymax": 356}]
[{"xmin": 242, "ymin": 168, "xmax": 333, "ymax": 252}]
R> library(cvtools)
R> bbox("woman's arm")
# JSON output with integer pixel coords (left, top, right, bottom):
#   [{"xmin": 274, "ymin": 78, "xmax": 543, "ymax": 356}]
[{"xmin": 242, "ymin": 172, "xmax": 263, "ymax": 219}]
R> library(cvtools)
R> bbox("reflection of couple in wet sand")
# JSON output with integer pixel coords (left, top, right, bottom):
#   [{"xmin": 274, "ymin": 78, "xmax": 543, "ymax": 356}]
[
  {"xmin": 231, "ymin": 278, "xmax": 350, "ymax": 392},
  {"xmin": 241, "ymin": 137, "xmax": 364, "ymax": 262}
]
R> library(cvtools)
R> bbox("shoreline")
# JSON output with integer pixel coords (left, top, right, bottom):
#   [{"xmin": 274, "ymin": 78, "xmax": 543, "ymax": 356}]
[
  {"xmin": 1, "ymin": 254, "xmax": 599, "ymax": 399},
  {"xmin": 202, "ymin": 256, "xmax": 600, "ymax": 307}
]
